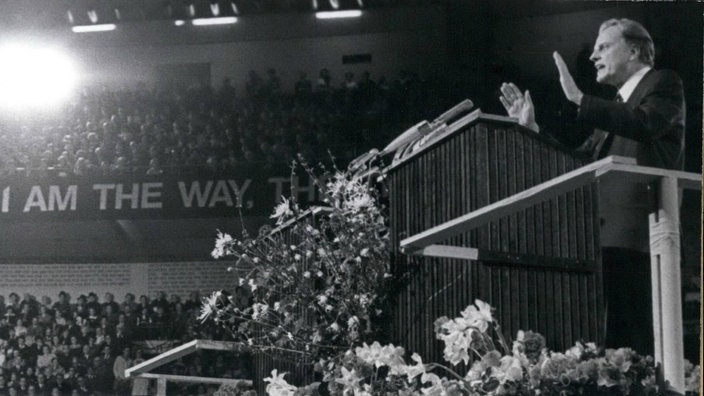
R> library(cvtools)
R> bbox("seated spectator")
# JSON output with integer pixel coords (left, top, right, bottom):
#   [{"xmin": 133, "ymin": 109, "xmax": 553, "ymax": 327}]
[
  {"xmin": 85, "ymin": 294, "xmax": 101, "ymax": 317},
  {"xmin": 13, "ymin": 320, "xmax": 28, "ymax": 338},
  {"xmin": 52, "ymin": 292, "xmax": 71, "ymax": 321},
  {"xmin": 103, "ymin": 306, "xmax": 119, "ymax": 331},
  {"xmin": 72, "ymin": 295, "xmax": 87, "ymax": 320},
  {"xmin": 36, "ymin": 344, "xmax": 56, "ymax": 370},
  {"xmin": 16, "ymin": 336, "xmax": 37, "ymax": 368},
  {"xmin": 93, "ymin": 327, "xmax": 105, "ymax": 347},
  {"xmin": 102, "ymin": 293, "xmax": 119, "ymax": 317},
  {"xmin": 112, "ymin": 347, "xmax": 131, "ymax": 395},
  {"xmin": 85, "ymin": 307, "xmax": 100, "ymax": 328},
  {"xmin": 74, "ymin": 374, "xmax": 92, "ymax": 395},
  {"xmin": 27, "ymin": 317, "xmax": 44, "ymax": 339},
  {"xmin": 53, "ymin": 312, "xmax": 68, "ymax": 329},
  {"xmin": 67, "ymin": 336, "xmax": 82, "ymax": 359},
  {"xmin": 136, "ymin": 295, "xmax": 150, "ymax": 315},
  {"xmin": 37, "ymin": 306, "xmax": 54, "ymax": 329},
  {"xmin": 35, "ymin": 373, "xmax": 50, "ymax": 394},
  {"xmin": 48, "ymin": 372, "xmax": 71, "ymax": 395},
  {"xmin": 120, "ymin": 293, "xmax": 137, "ymax": 315}
]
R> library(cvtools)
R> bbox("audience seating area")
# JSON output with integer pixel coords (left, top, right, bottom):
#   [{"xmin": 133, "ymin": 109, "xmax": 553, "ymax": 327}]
[
  {"xmin": 0, "ymin": 69, "xmax": 450, "ymax": 179},
  {"xmin": 0, "ymin": 290, "xmax": 245, "ymax": 396},
  {"xmin": 0, "ymin": 69, "xmax": 452, "ymax": 395}
]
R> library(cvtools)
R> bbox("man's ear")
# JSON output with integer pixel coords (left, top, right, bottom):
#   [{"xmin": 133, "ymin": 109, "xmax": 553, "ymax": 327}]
[{"xmin": 629, "ymin": 46, "xmax": 639, "ymax": 60}]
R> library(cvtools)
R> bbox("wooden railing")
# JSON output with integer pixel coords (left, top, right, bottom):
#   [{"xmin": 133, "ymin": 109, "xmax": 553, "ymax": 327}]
[{"xmin": 125, "ymin": 339, "xmax": 252, "ymax": 395}]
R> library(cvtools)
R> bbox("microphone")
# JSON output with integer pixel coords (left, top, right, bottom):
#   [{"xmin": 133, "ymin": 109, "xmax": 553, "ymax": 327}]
[
  {"xmin": 431, "ymin": 98, "xmax": 474, "ymax": 129},
  {"xmin": 379, "ymin": 99, "xmax": 473, "ymax": 156},
  {"xmin": 348, "ymin": 148, "xmax": 380, "ymax": 173},
  {"xmin": 379, "ymin": 121, "xmax": 433, "ymax": 156}
]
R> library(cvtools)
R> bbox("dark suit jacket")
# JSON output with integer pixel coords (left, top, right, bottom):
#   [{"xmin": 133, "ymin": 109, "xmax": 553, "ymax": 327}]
[
  {"xmin": 575, "ymin": 68, "xmax": 686, "ymax": 170},
  {"xmin": 573, "ymin": 69, "xmax": 685, "ymax": 251}
]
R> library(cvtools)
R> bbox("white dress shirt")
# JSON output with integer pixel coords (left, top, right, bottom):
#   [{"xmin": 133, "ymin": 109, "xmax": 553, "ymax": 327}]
[{"xmin": 618, "ymin": 66, "xmax": 652, "ymax": 102}]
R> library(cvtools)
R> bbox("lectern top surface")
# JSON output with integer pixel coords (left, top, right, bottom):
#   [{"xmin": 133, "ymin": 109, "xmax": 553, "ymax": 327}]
[{"xmin": 386, "ymin": 109, "xmax": 569, "ymax": 172}]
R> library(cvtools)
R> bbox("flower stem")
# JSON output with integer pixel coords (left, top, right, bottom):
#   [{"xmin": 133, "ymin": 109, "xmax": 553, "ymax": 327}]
[{"xmin": 425, "ymin": 363, "xmax": 468, "ymax": 384}]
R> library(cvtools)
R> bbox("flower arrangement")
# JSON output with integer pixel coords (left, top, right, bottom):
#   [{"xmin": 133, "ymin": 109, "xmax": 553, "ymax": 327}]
[
  {"xmin": 264, "ymin": 299, "xmax": 701, "ymax": 396},
  {"xmin": 202, "ymin": 158, "xmax": 391, "ymax": 364},
  {"xmin": 205, "ymin": 157, "xmax": 700, "ymax": 396}
]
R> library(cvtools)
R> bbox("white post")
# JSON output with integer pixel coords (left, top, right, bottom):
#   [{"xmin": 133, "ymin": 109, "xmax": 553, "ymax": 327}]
[
  {"xmin": 648, "ymin": 176, "xmax": 684, "ymax": 393},
  {"xmin": 157, "ymin": 378, "xmax": 167, "ymax": 396}
]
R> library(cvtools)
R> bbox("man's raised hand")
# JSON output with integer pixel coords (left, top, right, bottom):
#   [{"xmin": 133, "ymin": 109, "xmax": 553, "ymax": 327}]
[
  {"xmin": 553, "ymin": 51, "xmax": 584, "ymax": 105},
  {"xmin": 499, "ymin": 82, "xmax": 539, "ymax": 133}
]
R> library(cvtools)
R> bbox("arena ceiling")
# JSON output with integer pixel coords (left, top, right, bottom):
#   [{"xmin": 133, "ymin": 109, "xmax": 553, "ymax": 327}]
[
  {"xmin": 0, "ymin": 0, "xmax": 433, "ymax": 29},
  {"xmin": 0, "ymin": 0, "xmax": 609, "ymax": 31}
]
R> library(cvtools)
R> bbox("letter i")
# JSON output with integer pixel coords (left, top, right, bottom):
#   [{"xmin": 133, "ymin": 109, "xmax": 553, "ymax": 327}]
[{"xmin": 1, "ymin": 187, "xmax": 8, "ymax": 213}]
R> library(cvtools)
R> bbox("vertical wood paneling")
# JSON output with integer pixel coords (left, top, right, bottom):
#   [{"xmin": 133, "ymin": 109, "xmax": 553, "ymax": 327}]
[
  {"xmin": 477, "ymin": 127, "xmax": 489, "ymax": 249},
  {"xmin": 534, "ymin": 140, "xmax": 546, "ymax": 257},
  {"xmin": 388, "ymin": 120, "xmax": 603, "ymax": 355}
]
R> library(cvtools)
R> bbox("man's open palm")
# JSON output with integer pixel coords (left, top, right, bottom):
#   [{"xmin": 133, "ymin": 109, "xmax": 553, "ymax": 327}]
[{"xmin": 500, "ymin": 82, "xmax": 538, "ymax": 132}]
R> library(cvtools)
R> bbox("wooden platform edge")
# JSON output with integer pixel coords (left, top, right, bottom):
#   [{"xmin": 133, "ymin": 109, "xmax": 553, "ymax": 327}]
[{"xmin": 135, "ymin": 373, "xmax": 253, "ymax": 386}]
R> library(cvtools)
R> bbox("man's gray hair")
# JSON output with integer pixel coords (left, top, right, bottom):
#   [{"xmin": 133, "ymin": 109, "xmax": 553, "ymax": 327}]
[{"xmin": 600, "ymin": 18, "xmax": 655, "ymax": 66}]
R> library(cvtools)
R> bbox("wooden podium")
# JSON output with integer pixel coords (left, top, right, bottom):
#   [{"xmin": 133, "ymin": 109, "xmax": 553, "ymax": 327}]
[
  {"xmin": 388, "ymin": 109, "xmax": 701, "ymax": 392},
  {"xmin": 386, "ymin": 110, "xmax": 603, "ymax": 360}
]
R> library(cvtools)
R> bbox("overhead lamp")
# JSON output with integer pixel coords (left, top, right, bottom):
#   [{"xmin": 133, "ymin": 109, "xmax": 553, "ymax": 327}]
[
  {"xmin": 315, "ymin": 10, "xmax": 362, "ymax": 19},
  {"xmin": 174, "ymin": 19, "xmax": 186, "ymax": 26},
  {"xmin": 0, "ymin": 44, "xmax": 79, "ymax": 111},
  {"xmin": 72, "ymin": 24, "xmax": 116, "ymax": 33},
  {"xmin": 230, "ymin": 1, "xmax": 240, "ymax": 15},
  {"xmin": 191, "ymin": 16, "xmax": 238, "ymax": 25},
  {"xmin": 87, "ymin": 9, "xmax": 99, "ymax": 23},
  {"xmin": 210, "ymin": 2, "xmax": 220, "ymax": 16},
  {"xmin": 329, "ymin": 0, "xmax": 340, "ymax": 9}
]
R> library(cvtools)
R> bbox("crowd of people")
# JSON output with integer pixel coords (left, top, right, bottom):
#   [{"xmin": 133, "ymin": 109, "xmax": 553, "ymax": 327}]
[
  {"xmin": 0, "ymin": 68, "xmax": 453, "ymax": 394},
  {"xmin": 0, "ymin": 290, "xmax": 247, "ymax": 396},
  {"xmin": 0, "ymin": 68, "xmax": 448, "ymax": 179}
]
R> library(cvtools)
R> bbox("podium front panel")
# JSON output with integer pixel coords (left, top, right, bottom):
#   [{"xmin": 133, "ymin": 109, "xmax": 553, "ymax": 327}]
[{"xmin": 387, "ymin": 116, "xmax": 603, "ymax": 357}]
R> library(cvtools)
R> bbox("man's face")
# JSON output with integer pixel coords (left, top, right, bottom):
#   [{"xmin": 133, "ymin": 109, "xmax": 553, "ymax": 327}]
[{"xmin": 590, "ymin": 26, "xmax": 634, "ymax": 87}]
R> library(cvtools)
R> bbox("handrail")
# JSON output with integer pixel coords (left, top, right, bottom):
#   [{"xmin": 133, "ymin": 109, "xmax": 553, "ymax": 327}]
[{"xmin": 125, "ymin": 339, "xmax": 247, "ymax": 377}]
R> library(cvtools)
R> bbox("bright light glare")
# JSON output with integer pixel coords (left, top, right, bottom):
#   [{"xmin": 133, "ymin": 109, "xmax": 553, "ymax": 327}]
[
  {"xmin": 0, "ymin": 44, "xmax": 78, "ymax": 111},
  {"xmin": 174, "ymin": 19, "xmax": 186, "ymax": 26},
  {"xmin": 191, "ymin": 16, "xmax": 238, "ymax": 25},
  {"xmin": 71, "ymin": 24, "xmax": 116, "ymax": 33},
  {"xmin": 315, "ymin": 10, "xmax": 362, "ymax": 19}
]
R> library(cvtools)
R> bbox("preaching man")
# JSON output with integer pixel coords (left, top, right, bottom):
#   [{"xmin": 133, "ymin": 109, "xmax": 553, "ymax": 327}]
[{"xmin": 498, "ymin": 18, "xmax": 686, "ymax": 356}]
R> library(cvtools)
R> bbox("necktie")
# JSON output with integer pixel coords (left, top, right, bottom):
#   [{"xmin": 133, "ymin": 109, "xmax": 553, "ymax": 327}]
[{"xmin": 593, "ymin": 93, "xmax": 623, "ymax": 159}]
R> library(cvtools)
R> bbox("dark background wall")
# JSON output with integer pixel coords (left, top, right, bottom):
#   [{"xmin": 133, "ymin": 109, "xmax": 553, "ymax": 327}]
[{"xmin": 21, "ymin": 5, "xmax": 448, "ymax": 95}]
